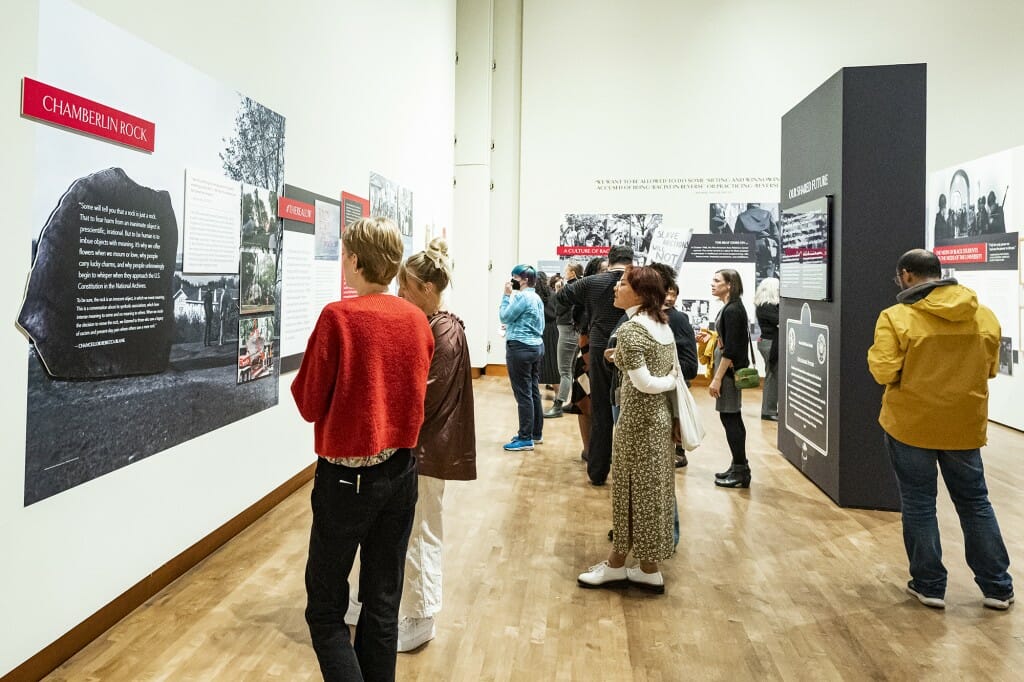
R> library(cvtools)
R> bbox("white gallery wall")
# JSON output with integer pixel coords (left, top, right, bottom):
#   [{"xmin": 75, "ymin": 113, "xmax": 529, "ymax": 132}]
[
  {"xmin": 488, "ymin": 0, "xmax": 1024, "ymax": 365},
  {"xmin": 0, "ymin": 0, "xmax": 455, "ymax": 676}
]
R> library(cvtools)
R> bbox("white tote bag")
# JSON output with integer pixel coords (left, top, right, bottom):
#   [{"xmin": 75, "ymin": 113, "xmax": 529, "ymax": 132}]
[{"xmin": 669, "ymin": 354, "xmax": 705, "ymax": 451}]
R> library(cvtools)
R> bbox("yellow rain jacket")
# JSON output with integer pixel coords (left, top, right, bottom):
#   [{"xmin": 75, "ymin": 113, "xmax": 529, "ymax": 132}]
[
  {"xmin": 867, "ymin": 282, "xmax": 1000, "ymax": 450},
  {"xmin": 697, "ymin": 331, "xmax": 718, "ymax": 379}
]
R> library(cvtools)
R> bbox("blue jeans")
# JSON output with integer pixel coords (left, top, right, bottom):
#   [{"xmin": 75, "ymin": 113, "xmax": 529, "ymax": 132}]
[
  {"xmin": 507, "ymin": 340, "xmax": 544, "ymax": 440},
  {"xmin": 305, "ymin": 451, "xmax": 418, "ymax": 682},
  {"xmin": 885, "ymin": 434, "xmax": 1012, "ymax": 599}
]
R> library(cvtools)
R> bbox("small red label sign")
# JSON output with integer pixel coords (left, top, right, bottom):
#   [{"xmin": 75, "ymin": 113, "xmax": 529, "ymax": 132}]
[
  {"xmin": 556, "ymin": 245, "xmax": 611, "ymax": 257},
  {"xmin": 278, "ymin": 196, "xmax": 315, "ymax": 223},
  {"xmin": 21, "ymin": 77, "xmax": 155, "ymax": 152}
]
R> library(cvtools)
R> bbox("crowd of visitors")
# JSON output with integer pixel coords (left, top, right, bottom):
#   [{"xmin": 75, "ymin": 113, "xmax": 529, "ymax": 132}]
[{"xmin": 289, "ymin": 224, "xmax": 1011, "ymax": 681}]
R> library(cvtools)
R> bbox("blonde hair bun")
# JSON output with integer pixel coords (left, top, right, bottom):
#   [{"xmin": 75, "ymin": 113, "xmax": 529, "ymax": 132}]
[{"xmin": 427, "ymin": 237, "xmax": 449, "ymax": 260}]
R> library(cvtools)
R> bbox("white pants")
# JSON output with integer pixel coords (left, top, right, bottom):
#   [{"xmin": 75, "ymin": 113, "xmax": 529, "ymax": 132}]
[{"xmin": 399, "ymin": 475, "xmax": 445, "ymax": 619}]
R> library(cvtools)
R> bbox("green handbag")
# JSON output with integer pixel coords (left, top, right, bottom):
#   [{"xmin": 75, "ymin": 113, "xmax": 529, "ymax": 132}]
[
  {"xmin": 733, "ymin": 335, "xmax": 760, "ymax": 389},
  {"xmin": 734, "ymin": 367, "xmax": 761, "ymax": 389}
]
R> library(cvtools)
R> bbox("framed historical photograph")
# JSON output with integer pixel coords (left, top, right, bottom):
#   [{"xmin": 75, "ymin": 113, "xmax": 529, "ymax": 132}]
[{"xmin": 780, "ymin": 195, "xmax": 831, "ymax": 301}]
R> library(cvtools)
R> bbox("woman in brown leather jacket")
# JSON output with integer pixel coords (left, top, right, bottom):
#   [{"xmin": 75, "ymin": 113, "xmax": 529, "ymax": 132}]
[{"xmin": 393, "ymin": 238, "xmax": 477, "ymax": 652}]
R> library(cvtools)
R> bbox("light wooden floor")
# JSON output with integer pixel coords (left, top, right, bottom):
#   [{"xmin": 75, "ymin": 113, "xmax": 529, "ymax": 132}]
[{"xmin": 46, "ymin": 376, "xmax": 1024, "ymax": 681}]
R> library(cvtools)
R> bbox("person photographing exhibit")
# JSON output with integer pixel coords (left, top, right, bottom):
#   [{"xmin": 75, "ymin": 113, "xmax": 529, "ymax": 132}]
[{"xmin": 867, "ymin": 248, "xmax": 1013, "ymax": 611}]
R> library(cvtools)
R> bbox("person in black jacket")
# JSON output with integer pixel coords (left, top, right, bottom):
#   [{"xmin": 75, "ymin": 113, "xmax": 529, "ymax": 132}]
[
  {"xmin": 536, "ymin": 272, "xmax": 562, "ymax": 390},
  {"xmin": 699, "ymin": 269, "xmax": 751, "ymax": 488},
  {"xmin": 546, "ymin": 262, "xmax": 584, "ymax": 418},
  {"xmin": 656, "ymin": 266, "xmax": 698, "ymax": 468},
  {"xmin": 754, "ymin": 278, "xmax": 780, "ymax": 421},
  {"xmin": 555, "ymin": 245, "xmax": 634, "ymax": 486}
]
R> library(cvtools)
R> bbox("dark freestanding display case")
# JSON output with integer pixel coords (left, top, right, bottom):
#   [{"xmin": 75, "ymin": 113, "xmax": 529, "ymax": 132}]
[{"xmin": 778, "ymin": 64, "xmax": 926, "ymax": 510}]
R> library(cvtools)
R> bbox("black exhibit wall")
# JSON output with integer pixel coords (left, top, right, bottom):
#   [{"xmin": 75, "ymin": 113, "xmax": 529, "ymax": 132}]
[{"xmin": 778, "ymin": 64, "xmax": 926, "ymax": 511}]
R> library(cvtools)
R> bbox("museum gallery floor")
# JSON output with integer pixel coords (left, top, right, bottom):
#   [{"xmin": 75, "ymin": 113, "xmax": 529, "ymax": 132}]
[{"xmin": 44, "ymin": 376, "xmax": 1024, "ymax": 681}]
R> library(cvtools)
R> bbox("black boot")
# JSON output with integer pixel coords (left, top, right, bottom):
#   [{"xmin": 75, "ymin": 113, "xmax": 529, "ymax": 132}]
[
  {"xmin": 544, "ymin": 400, "xmax": 564, "ymax": 419},
  {"xmin": 715, "ymin": 464, "xmax": 750, "ymax": 488},
  {"xmin": 715, "ymin": 464, "xmax": 737, "ymax": 479}
]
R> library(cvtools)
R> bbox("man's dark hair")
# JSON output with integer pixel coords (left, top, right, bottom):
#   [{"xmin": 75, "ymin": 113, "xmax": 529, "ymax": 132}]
[
  {"xmin": 647, "ymin": 262, "xmax": 678, "ymax": 295},
  {"xmin": 897, "ymin": 249, "xmax": 941, "ymax": 278},
  {"xmin": 583, "ymin": 257, "xmax": 606, "ymax": 277},
  {"xmin": 607, "ymin": 245, "xmax": 634, "ymax": 266}
]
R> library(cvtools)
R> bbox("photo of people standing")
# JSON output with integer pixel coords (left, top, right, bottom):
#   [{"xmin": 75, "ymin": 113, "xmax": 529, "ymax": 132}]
[
  {"xmin": 708, "ymin": 203, "xmax": 781, "ymax": 283},
  {"xmin": 930, "ymin": 151, "xmax": 1012, "ymax": 242}
]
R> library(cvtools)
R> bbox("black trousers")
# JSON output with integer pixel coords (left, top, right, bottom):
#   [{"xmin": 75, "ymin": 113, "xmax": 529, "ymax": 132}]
[
  {"xmin": 587, "ymin": 343, "xmax": 613, "ymax": 484},
  {"xmin": 305, "ymin": 450, "xmax": 418, "ymax": 682}
]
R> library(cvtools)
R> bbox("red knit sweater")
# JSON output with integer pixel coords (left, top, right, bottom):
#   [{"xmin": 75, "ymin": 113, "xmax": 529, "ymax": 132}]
[{"xmin": 291, "ymin": 294, "xmax": 434, "ymax": 459}]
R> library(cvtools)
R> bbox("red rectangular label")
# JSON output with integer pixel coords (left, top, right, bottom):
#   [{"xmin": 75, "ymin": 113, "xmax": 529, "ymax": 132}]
[
  {"xmin": 934, "ymin": 243, "xmax": 987, "ymax": 265},
  {"xmin": 278, "ymin": 196, "xmax": 315, "ymax": 223},
  {"xmin": 556, "ymin": 245, "xmax": 610, "ymax": 257},
  {"xmin": 21, "ymin": 77, "xmax": 155, "ymax": 152}
]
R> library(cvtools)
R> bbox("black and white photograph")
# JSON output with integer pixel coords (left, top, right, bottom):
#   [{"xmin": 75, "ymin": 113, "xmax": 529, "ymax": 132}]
[
  {"xmin": 930, "ymin": 149, "xmax": 1012, "ymax": 243},
  {"xmin": 680, "ymin": 298, "xmax": 711, "ymax": 330},
  {"xmin": 238, "ymin": 315, "xmax": 276, "ymax": 384},
  {"xmin": 369, "ymin": 171, "xmax": 414, "ymax": 237},
  {"xmin": 556, "ymin": 213, "xmax": 663, "ymax": 262},
  {"xmin": 239, "ymin": 184, "xmax": 281, "ymax": 315},
  {"xmin": 1000, "ymin": 336, "xmax": 1013, "ymax": 376},
  {"xmin": 710, "ymin": 202, "xmax": 781, "ymax": 282}
]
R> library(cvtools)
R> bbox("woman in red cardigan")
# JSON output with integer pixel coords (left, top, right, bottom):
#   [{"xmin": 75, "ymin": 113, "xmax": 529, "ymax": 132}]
[
  {"xmin": 291, "ymin": 217, "xmax": 434, "ymax": 682},
  {"xmin": 393, "ymin": 238, "xmax": 477, "ymax": 653}
]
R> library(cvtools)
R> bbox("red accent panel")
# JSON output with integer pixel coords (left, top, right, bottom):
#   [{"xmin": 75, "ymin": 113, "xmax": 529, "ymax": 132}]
[
  {"xmin": 934, "ymin": 243, "xmax": 987, "ymax": 265},
  {"xmin": 556, "ymin": 245, "xmax": 611, "ymax": 257},
  {"xmin": 21, "ymin": 77, "xmax": 155, "ymax": 152},
  {"xmin": 278, "ymin": 196, "xmax": 315, "ymax": 223}
]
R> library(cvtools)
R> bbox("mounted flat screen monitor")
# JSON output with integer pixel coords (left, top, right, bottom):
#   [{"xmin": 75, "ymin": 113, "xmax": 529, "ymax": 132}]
[{"xmin": 781, "ymin": 195, "xmax": 831, "ymax": 300}]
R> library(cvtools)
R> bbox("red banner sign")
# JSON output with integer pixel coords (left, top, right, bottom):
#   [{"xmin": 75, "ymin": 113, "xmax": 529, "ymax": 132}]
[
  {"xmin": 278, "ymin": 196, "xmax": 315, "ymax": 223},
  {"xmin": 21, "ymin": 77, "xmax": 155, "ymax": 152},
  {"xmin": 556, "ymin": 245, "xmax": 610, "ymax": 257},
  {"xmin": 934, "ymin": 243, "xmax": 987, "ymax": 265}
]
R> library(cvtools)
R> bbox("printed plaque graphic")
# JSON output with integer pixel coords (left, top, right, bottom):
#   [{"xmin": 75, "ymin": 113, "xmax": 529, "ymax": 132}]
[{"xmin": 784, "ymin": 303, "xmax": 830, "ymax": 460}]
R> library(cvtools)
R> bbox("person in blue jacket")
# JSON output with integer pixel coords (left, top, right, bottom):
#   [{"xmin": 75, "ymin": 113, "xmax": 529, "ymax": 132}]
[{"xmin": 499, "ymin": 264, "xmax": 546, "ymax": 451}]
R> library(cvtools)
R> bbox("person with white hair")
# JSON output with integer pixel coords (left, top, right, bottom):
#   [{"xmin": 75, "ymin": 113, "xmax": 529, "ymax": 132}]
[{"xmin": 754, "ymin": 277, "xmax": 780, "ymax": 421}]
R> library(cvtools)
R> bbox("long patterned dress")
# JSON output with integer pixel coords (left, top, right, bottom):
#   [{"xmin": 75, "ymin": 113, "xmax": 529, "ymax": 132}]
[{"xmin": 611, "ymin": 320, "xmax": 676, "ymax": 562}]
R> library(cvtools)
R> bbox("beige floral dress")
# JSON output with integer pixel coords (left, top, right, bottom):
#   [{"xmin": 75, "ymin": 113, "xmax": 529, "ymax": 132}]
[{"xmin": 612, "ymin": 320, "xmax": 676, "ymax": 562}]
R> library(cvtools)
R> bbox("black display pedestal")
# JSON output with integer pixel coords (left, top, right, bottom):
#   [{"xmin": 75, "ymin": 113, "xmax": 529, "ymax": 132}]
[{"xmin": 778, "ymin": 64, "xmax": 926, "ymax": 510}]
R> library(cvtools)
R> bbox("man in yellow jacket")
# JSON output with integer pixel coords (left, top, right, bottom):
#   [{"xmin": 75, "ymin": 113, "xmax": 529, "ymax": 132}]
[{"xmin": 868, "ymin": 249, "xmax": 1013, "ymax": 611}]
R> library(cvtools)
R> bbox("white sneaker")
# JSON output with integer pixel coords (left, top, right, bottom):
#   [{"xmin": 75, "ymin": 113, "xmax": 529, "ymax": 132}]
[
  {"xmin": 397, "ymin": 615, "xmax": 436, "ymax": 652},
  {"xmin": 983, "ymin": 593, "xmax": 1015, "ymax": 610},
  {"xmin": 577, "ymin": 561, "xmax": 628, "ymax": 589},
  {"xmin": 344, "ymin": 596, "xmax": 361, "ymax": 626},
  {"xmin": 626, "ymin": 566, "xmax": 665, "ymax": 594},
  {"xmin": 905, "ymin": 583, "xmax": 945, "ymax": 609}
]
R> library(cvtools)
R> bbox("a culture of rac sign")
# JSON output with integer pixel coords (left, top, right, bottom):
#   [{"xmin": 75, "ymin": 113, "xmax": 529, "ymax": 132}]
[{"xmin": 21, "ymin": 77, "xmax": 156, "ymax": 152}]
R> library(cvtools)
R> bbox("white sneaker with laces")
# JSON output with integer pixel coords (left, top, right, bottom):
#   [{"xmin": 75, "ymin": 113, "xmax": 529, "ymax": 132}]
[
  {"xmin": 626, "ymin": 566, "xmax": 665, "ymax": 594},
  {"xmin": 397, "ymin": 615, "xmax": 436, "ymax": 652},
  {"xmin": 577, "ymin": 561, "xmax": 628, "ymax": 589}
]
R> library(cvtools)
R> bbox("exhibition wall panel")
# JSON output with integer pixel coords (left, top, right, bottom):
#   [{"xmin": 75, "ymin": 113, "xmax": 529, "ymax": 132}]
[
  {"xmin": 514, "ymin": 0, "xmax": 1024, "ymax": 398},
  {"xmin": 0, "ymin": 0, "xmax": 455, "ymax": 676}
]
